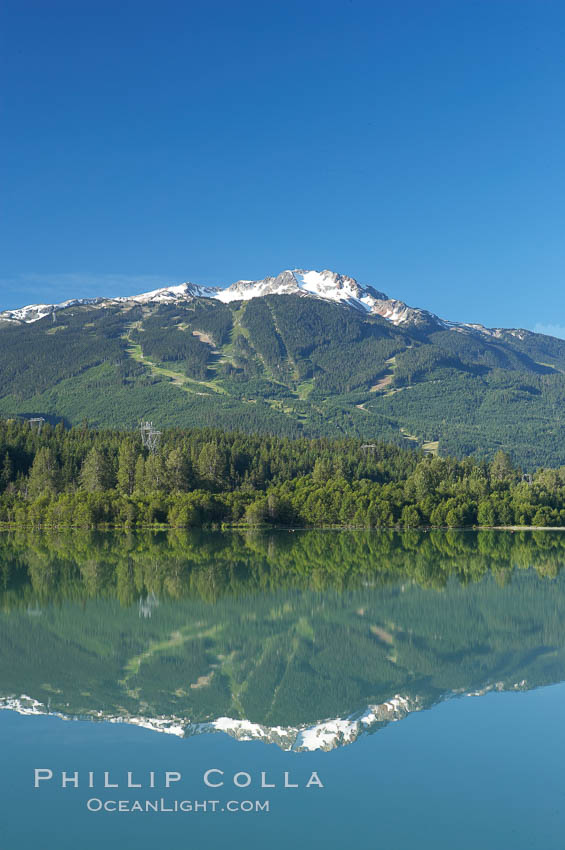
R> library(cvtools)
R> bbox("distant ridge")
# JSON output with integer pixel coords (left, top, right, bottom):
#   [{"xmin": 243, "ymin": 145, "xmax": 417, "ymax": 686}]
[
  {"xmin": 0, "ymin": 268, "xmax": 538, "ymax": 341},
  {"xmin": 1, "ymin": 268, "xmax": 564, "ymax": 468}
]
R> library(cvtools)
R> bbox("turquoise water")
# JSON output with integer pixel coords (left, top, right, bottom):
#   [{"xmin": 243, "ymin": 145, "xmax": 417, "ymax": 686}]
[
  {"xmin": 1, "ymin": 529, "xmax": 565, "ymax": 847},
  {"xmin": 2, "ymin": 685, "xmax": 564, "ymax": 849}
]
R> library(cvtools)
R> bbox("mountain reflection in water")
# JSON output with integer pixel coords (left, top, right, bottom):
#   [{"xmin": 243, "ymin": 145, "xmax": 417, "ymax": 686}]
[{"xmin": 1, "ymin": 529, "xmax": 564, "ymax": 751}]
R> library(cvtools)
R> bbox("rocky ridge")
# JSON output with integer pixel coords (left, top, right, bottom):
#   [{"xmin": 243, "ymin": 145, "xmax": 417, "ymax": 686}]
[
  {"xmin": 0, "ymin": 269, "xmax": 532, "ymax": 340},
  {"xmin": 0, "ymin": 692, "xmax": 421, "ymax": 751},
  {"xmin": 0, "ymin": 683, "xmax": 529, "ymax": 751}
]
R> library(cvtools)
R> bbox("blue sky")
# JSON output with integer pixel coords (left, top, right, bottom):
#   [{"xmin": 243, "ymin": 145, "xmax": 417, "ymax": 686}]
[{"xmin": 1, "ymin": 0, "xmax": 564, "ymax": 334}]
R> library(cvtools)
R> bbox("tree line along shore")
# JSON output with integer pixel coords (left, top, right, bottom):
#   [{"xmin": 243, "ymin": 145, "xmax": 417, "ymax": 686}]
[{"xmin": 0, "ymin": 419, "xmax": 564, "ymax": 529}]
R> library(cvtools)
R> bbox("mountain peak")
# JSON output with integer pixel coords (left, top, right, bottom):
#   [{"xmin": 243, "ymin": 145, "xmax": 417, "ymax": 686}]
[
  {"xmin": 0, "ymin": 268, "xmax": 521, "ymax": 339},
  {"xmin": 215, "ymin": 268, "xmax": 395, "ymax": 316}
]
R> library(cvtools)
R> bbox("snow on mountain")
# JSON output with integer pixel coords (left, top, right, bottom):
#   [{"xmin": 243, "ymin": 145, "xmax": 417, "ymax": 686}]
[
  {"xmin": 215, "ymin": 270, "xmax": 301, "ymax": 303},
  {"xmin": 215, "ymin": 269, "xmax": 390, "ymax": 314},
  {"xmin": 0, "ymin": 282, "xmax": 219, "ymax": 323},
  {"xmin": 215, "ymin": 268, "xmax": 485, "ymax": 334},
  {"xmin": 0, "ymin": 692, "xmax": 422, "ymax": 751},
  {"xmin": 0, "ymin": 297, "xmax": 108, "ymax": 324},
  {"xmin": 0, "ymin": 268, "xmax": 525, "ymax": 339},
  {"xmin": 113, "ymin": 282, "xmax": 220, "ymax": 305},
  {"xmin": 0, "ymin": 679, "xmax": 530, "ymax": 750}
]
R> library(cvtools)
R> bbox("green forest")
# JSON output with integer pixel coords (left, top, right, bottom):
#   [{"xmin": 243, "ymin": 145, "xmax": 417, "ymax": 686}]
[
  {"xmin": 1, "ymin": 418, "xmax": 565, "ymax": 529},
  {"xmin": 1, "ymin": 294, "xmax": 565, "ymax": 468}
]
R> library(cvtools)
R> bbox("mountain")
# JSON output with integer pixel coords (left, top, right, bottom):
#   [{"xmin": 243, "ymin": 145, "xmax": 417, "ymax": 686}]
[
  {"xmin": 1, "ymin": 268, "xmax": 565, "ymax": 467},
  {"xmin": 0, "ymin": 268, "xmax": 517, "ymax": 333}
]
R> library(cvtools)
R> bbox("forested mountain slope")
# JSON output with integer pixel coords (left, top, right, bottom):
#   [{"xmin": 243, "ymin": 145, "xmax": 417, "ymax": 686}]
[{"xmin": 1, "ymin": 271, "xmax": 564, "ymax": 468}]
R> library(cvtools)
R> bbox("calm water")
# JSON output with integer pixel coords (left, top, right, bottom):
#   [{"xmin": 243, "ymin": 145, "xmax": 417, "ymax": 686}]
[{"xmin": 1, "ymin": 529, "xmax": 564, "ymax": 848}]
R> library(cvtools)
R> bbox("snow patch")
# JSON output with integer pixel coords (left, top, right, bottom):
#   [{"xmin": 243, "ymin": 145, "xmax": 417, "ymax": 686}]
[
  {"xmin": 113, "ymin": 282, "xmax": 219, "ymax": 304},
  {"xmin": 295, "ymin": 270, "xmax": 373, "ymax": 312}
]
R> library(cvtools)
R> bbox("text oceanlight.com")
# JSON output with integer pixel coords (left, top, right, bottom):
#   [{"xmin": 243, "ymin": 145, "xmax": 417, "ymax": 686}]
[{"xmin": 86, "ymin": 798, "xmax": 270, "ymax": 813}]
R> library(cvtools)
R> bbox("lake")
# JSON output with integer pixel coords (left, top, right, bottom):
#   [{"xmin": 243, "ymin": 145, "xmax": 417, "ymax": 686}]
[{"xmin": 1, "ymin": 529, "xmax": 564, "ymax": 848}]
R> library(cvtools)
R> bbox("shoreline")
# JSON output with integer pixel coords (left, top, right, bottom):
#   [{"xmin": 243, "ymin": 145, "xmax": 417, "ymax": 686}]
[{"xmin": 0, "ymin": 523, "xmax": 564, "ymax": 532}]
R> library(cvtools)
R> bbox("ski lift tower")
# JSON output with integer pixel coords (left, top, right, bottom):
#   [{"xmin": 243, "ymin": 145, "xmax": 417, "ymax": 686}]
[
  {"xmin": 28, "ymin": 417, "xmax": 45, "ymax": 434},
  {"xmin": 140, "ymin": 420, "xmax": 162, "ymax": 454}
]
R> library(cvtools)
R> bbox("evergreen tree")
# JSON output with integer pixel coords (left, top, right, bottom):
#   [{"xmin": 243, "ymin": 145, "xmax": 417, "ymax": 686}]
[
  {"xmin": 313, "ymin": 458, "xmax": 332, "ymax": 483},
  {"xmin": 134, "ymin": 455, "xmax": 146, "ymax": 494},
  {"xmin": 0, "ymin": 451, "xmax": 12, "ymax": 491},
  {"xmin": 80, "ymin": 448, "xmax": 114, "ymax": 492},
  {"xmin": 197, "ymin": 442, "xmax": 225, "ymax": 486},
  {"xmin": 166, "ymin": 447, "xmax": 192, "ymax": 492},
  {"xmin": 145, "ymin": 453, "xmax": 166, "ymax": 491},
  {"xmin": 27, "ymin": 447, "xmax": 59, "ymax": 498},
  {"xmin": 117, "ymin": 441, "xmax": 138, "ymax": 495},
  {"xmin": 490, "ymin": 450, "xmax": 514, "ymax": 482}
]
